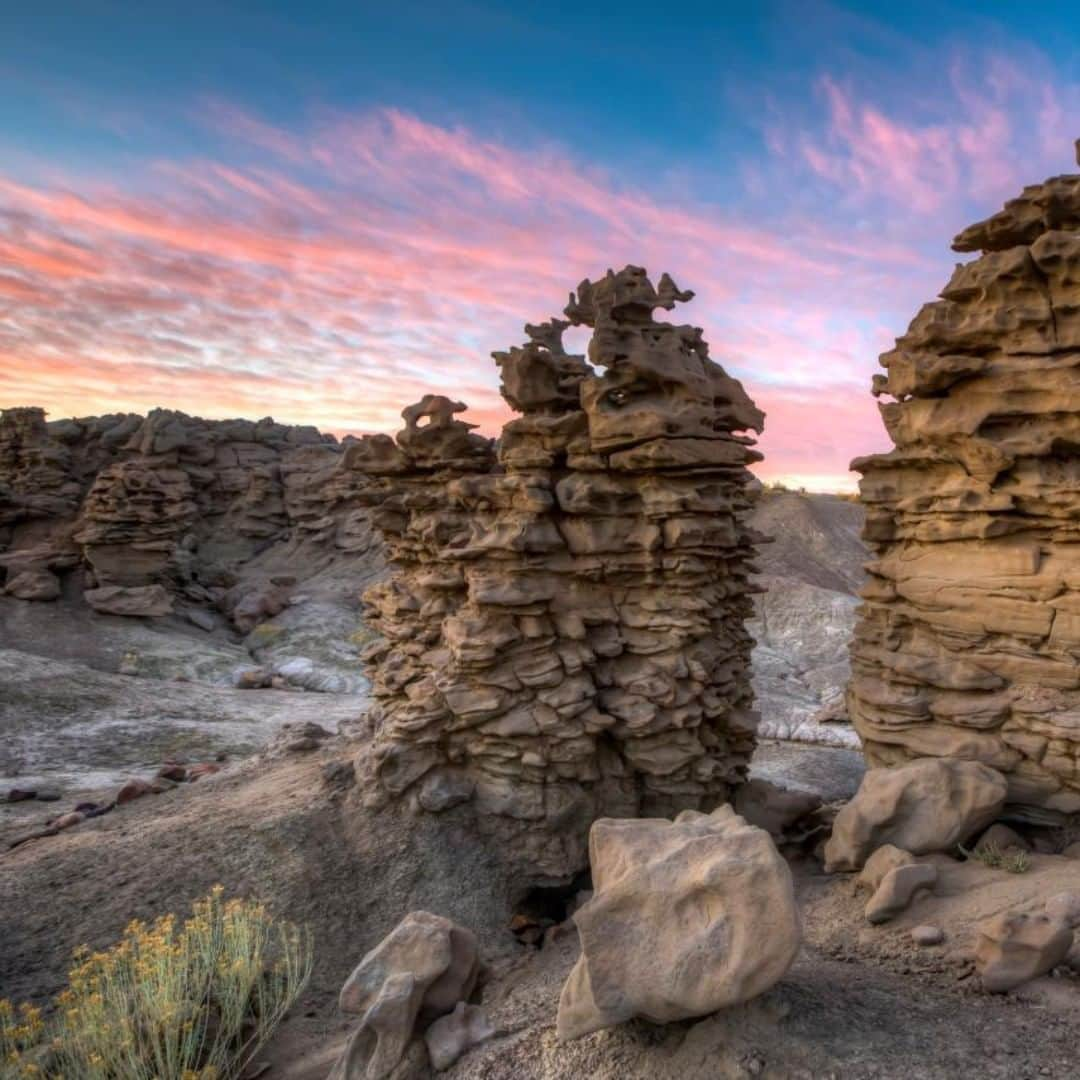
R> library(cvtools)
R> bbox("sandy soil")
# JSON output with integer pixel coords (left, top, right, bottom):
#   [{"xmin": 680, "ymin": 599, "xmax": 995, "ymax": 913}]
[{"xmin": 4, "ymin": 740, "xmax": 1080, "ymax": 1079}]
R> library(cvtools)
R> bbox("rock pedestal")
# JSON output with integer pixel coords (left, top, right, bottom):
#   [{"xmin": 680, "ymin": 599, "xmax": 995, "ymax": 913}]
[
  {"xmin": 850, "ymin": 158, "xmax": 1080, "ymax": 822},
  {"xmin": 360, "ymin": 267, "xmax": 765, "ymax": 878}
]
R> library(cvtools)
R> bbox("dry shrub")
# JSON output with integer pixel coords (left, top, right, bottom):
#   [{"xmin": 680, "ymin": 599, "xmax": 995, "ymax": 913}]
[{"xmin": 2, "ymin": 886, "xmax": 312, "ymax": 1079}]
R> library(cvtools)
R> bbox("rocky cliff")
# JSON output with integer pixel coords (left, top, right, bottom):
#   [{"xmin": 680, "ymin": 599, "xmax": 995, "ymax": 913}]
[{"xmin": 851, "ymin": 153, "xmax": 1080, "ymax": 823}]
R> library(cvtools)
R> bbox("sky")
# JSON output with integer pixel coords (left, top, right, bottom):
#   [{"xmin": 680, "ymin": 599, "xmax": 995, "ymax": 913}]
[{"xmin": 2, "ymin": 2, "xmax": 1079, "ymax": 490}]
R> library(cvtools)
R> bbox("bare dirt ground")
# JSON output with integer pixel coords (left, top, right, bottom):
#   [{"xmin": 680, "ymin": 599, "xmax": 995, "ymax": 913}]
[{"xmin": 4, "ymin": 740, "xmax": 1080, "ymax": 1079}]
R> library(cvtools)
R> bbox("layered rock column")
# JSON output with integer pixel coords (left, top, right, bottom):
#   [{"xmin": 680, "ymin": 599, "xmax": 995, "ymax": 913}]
[
  {"xmin": 360, "ymin": 267, "xmax": 765, "ymax": 876},
  {"xmin": 850, "ymin": 156, "xmax": 1080, "ymax": 821}
]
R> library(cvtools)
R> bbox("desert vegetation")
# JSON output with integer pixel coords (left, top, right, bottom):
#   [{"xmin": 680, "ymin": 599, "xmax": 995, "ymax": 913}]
[{"xmin": 1, "ymin": 887, "xmax": 311, "ymax": 1080}]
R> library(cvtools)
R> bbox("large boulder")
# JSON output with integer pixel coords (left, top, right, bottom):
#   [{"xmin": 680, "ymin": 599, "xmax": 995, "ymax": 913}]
[
  {"xmin": 556, "ymin": 804, "xmax": 800, "ymax": 1041},
  {"xmin": 824, "ymin": 758, "xmax": 1007, "ymax": 872},
  {"xmin": 330, "ymin": 911, "xmax": 479, "ymax": 1080}
]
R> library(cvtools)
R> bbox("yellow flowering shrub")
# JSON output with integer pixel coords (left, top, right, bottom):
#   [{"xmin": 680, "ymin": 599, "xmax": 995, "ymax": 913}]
[{"xmin": 1, "ymin": 886, "xmax": 312, "ymax": 1080}]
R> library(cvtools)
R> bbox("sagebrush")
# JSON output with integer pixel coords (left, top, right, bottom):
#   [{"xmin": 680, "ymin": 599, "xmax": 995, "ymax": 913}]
[{"xmin": 1, "ymin": 886, "xmax": 312, "ymax": 1080}]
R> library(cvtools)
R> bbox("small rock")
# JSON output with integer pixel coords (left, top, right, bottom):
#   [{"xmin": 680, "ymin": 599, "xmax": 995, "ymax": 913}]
[
  {"xmin": 1045, "ymin": 892, "xmax": 1080, "ymax": 930},
  {"xmin": 733, "ymin": 778, "xmax": 822, "ymax": 839},
  {"xmin": 34, "ymin": 790, "xmax": 62, "ymax": 802},
  {"xmin": 4, "ymin": 789, "xmax": 36, "ymax": 803},
  {"xmin": 156, "ymin": 764, "xmax": 188, "ymax": 782},
  {"xmin": 857, "ymin": 844, "xmax": 915, "ymax": 892},
  {"xmin": 284, "ymin": 737, "xmax": 320, "ymax": 752},
  {"xmin": 116, "ymin": 779, "xmax": 159, "ymax": 805},
  {"xmin": 424, "ymin": 1002, "xmax": 495, "ymax": 1071},
  {"xmin": 285, "ymin": 721, "xmax": 331, "ymax": 741},
  {"xmin": 974, "ymin": 823, "xmax": 1030, "ymax": 854},
  {"xmin": 331, "ymin": 911, "xmax": 480, "ymax": 1080},
  {"xmin": 185, "ymin": 607, "xmax": 218, "ymax": 632},
  {"xmin": 49, "ymin": 811, "xmax": 84, "ymax": 831},
  {"xmin": 911, "ymin": 925, "xmax": 945, "ymax": 946},
  {"xmin": 865, "ymin": 863, "xmax": 938, "ymax": 924},
  {"xmin": 4, "ymin": 569, "xmax": 61, "ymax": 601},
  {"xmin": 975, "ymin": 911, "xmax": 1074, "ymax": 992}
]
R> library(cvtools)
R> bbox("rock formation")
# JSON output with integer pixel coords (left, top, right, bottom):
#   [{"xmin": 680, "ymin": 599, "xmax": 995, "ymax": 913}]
[
  {"xmin": 0, "ymin": 406, "xmax": 385, "ymax": 624},
  {"xmin": 849, "ymin": 150, "xmax": 1080, "ymax": 821},
  {"xmin": 331, "ymin": 911, "xmax": 480, "ymax": 1080},
  {"xmin": 358, "ymin": 267, "xmax": 765, "ymax": 878},
  {"xmin": 556, "ymin": 804, "xmax": 800, "ymax": 1040}
]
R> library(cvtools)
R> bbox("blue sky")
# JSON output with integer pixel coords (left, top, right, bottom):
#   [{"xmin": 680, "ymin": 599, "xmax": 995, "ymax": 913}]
[{"xmin": 2, "ymin": 1, "xmax": 1079, "ymax": 486}]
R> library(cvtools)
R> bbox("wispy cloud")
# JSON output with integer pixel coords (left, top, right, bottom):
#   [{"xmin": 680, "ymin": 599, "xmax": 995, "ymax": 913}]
[{"xmin": 1, "ymin": 46, "xmax": 1077, "ymax": 488}]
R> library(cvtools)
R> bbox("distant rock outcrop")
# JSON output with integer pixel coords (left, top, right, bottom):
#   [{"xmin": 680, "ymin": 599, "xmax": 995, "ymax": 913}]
[
  {"xmin": 359, "ymin": 267, "xmax": 765, "ymax": 878},
  {"xmin": 0, "ymin": 405, "xmax": 385, "ymax": 625},
  {"xmin": 850, "ymin": 151, "xmax": 1080, "ymax": 821},
  {"xmin": 750, "ymin": 490, "xmax": 865, "ymax": 747}
]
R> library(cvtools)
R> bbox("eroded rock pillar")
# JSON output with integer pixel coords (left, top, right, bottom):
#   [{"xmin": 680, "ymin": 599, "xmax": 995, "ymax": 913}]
[{"xmin": 360, "ymin": 267, "xmax": 765, "ymax": 877}]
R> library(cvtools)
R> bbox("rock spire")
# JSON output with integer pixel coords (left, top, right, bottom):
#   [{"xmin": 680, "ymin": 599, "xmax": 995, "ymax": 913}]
[
  {"xmin": 360, "ymin": 266, "xmax": 765, "ymax": 877},
  {"xmin": 850, "ymin": 153, "xmax": 1080, "ymax": 822}
]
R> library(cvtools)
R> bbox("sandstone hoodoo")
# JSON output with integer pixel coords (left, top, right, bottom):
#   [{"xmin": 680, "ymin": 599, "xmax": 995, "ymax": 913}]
[
  {"xmin": 849, "ymin": 157, "xmax": 1080, "ymax": 822},
  {"xmin": 359, "ymin": 266, "xmax": 766, "ymax": 878}
]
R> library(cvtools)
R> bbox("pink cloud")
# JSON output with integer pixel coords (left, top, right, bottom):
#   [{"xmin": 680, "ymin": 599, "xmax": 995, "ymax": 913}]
[{"xmin": 3, "ymin": 52, "xmax": 1075, "ymax": 488}]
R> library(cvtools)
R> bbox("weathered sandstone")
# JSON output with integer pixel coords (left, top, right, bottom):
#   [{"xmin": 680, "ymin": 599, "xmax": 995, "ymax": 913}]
[
  {"xmin": 358, "ymin": 267, "xmax": 765, "ymax": 877},
  {"xmin": 850, "ymin": 153, "xmax": 1080, "ymax": 821},
  {"xmin": 0, "ymin": 406, "xmax": 391, "ymax": 620},
  {"xmin": 332, "ymin": 910, "xmax": 480, "ymax": 1080},
  {"xmin": 975, "ymin": 909, "xmax": 1073, "ymax": 993},
  {"xmin": 556, "ymin": 804, "xmax": 800, "ymax": 1039},
  {"xmin": 824, "ymin": 758, "xmax": 1006, "ymax": 871}
]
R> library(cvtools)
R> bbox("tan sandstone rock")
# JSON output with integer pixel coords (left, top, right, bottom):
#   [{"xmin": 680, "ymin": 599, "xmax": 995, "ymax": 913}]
[
  {"xmin": 824, "ymin": 758, "xmax": 1007, "ymax": 872},
  {"xmin": 850, "ymin": 153, "xmax": 1080, "ymax": 821},
  {"xmin": 864, "ymin": 863, "xmax": 938, "ymax": 924},
  {"xmin": 974, "ymin": 910, "xmax": 1074, "ymax": 993},
  {"xmin": 331, "ymin": 911, "xmax": 479, "ymax": 1080},
  {"xmin": 423, "ymin": 1002, "xmax": 496, "ymax": 1071},
  {"xmin": 856, "ymin": 844, "xmax": 917, "ymax": 891},
  {"xmin": 358, "ymin": 268, "xmax": 765, "ymax": 880},
  {"xmin": 556, "ymin": 804, "xmax": 800, "ymax": 1041}
]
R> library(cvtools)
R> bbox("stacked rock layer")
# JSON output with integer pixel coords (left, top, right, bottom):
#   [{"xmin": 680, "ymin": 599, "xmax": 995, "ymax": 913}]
[
  {"xmin": 850, "ymin": 156, "xmax": 1080, "ymax": 821},
  {"xmin": 360, "ymin": 267, "xmax": 765, "ymax": 877},
  {"xmin": 0, "ymin": 406, "xmax": 383, "ymax": 619}
]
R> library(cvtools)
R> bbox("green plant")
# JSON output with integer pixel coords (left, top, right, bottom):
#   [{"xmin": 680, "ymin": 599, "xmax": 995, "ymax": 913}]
[
  {"xmin": 1, "ymin": 887, "xmax": 312, "ymax": 1080},
  {"xmin": 960, "ymin": 842, "xmax": 1030, "ymax": 874}
]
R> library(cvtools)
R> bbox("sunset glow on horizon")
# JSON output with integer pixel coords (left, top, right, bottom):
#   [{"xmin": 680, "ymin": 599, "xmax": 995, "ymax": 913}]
[{"xmin": 3, "ymin": 3, "xmax": 1080, "ymax": 489}]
